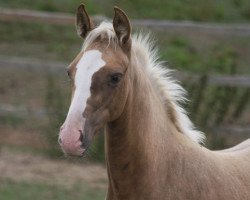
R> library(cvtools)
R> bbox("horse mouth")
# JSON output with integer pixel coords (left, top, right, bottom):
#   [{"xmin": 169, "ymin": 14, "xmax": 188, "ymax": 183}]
[{"xmin": 79, "ymin": 130, "xmax": 92, "ymax": 153}]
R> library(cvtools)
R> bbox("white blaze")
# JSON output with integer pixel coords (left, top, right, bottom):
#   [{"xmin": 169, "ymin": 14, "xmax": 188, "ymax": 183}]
[{"xmin": 65, "ymin": 50, "xmax": 106, "ymax": 127}]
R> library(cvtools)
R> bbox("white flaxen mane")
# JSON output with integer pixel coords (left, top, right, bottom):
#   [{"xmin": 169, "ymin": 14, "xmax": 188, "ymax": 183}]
[{"xmin": 82, "ymin": 22, "xmax": 206, "ymax": 144}]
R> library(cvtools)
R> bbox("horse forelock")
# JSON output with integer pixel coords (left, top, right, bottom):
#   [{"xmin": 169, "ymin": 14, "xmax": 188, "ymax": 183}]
[
  {"xmin": 82, "ymin": 21, "xmax": 205, "ymax": 144},
  {"xmin": 82, "ymin": 22, "xmax": 118, "ymax": 51}
]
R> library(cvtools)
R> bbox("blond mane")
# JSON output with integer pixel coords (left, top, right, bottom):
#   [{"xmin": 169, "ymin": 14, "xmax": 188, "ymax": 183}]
[{"xmin": 82, "ymin": 22, "xmax": 205, "ymax": 144}]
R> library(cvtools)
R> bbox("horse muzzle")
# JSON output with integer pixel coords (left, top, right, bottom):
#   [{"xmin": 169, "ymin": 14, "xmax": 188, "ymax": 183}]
[{"xmin": 58, "ymin": 125, "xmax": 92, "ymax": 156}]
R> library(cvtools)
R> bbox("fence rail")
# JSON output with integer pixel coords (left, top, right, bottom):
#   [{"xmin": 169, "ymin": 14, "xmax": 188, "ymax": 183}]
[
  {"xmin": 1, "ymin": 55, "xmax": 250, "ymax": 87},
  {"xmin": 1, "ymin": 8, "xmax": 250, "ymax": 36},
  {"xmin": 1, "ymin": 8, "xmax": 249, "ymax": 144},
  {"xmin": 1, "ymin": 56, "xmax": 249, "ymax": 135},
  {"xmin": 1, "ymin": 103, "xmax": 249, "ymax": 136},
  {"xmin": 175, "ymin": 72, "xmax": 250, "ymax": 88}
]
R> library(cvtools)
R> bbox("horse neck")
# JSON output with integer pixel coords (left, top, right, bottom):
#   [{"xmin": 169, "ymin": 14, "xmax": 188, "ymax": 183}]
[
  {"xmin": 106, "ymin": 60, "xmax": 167, "ymax": 156},
  {"xmin": 104, "ymin": 55, "xmax": 183, "ymax": 195}
]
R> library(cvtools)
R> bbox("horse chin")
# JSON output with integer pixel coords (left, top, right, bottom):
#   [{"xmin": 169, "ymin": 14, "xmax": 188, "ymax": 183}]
[
  {"xmin": 63, "ymin": 147, "xmax": 86, "ymax": 157},
  {"xmin": 82, "ymin": 120, "xmax": 99, "ymax": 149}
]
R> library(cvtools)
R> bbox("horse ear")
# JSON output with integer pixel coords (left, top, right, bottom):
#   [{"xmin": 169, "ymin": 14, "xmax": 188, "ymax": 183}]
[
  {"xmin": 76, "ymin": 4, "xmax": 95, "ymax": 39},
  {"xmin": 113, "ymin": 7, "xmax": 131, "ymax": 50}
]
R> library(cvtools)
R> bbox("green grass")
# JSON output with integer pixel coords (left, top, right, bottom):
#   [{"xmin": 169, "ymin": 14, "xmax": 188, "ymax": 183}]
[
  {"xmin": 0, "ymin": 0, "xmax": 100, "ymax": 13},
  {"xmin": 0, "ymin": 21, "xmax": 79, "ymax": 61},
  {"xmin": 158, "ymin": 33, "xmax": 250, "ymax": 74},
  {"xmin": 0, "ymin": 179, "xmax": 106, "ymax": 200},
  {"xmin": 0, "ymin": 115, "xmax": 25, "ymax": 127},
  {"xmin": 1, "ymin": 0, "xmax": 250, "ymax": 22}
]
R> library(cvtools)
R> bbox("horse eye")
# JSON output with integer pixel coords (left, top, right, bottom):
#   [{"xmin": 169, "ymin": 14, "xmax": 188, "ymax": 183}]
[{"xmin": 109, "ymin": 73, "xmax": 122, "ymax": 87}]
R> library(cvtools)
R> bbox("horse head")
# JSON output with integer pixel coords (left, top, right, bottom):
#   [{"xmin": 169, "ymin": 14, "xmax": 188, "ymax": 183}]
[{"xmin": 59, "ymin": 4, "xmax": 132, "ymax": 156}]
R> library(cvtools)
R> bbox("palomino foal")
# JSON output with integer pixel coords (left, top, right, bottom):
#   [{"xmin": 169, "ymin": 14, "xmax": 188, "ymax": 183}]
[{"xmin": 59, "ymin": 4, "xmax": 250, "ymax": 200}]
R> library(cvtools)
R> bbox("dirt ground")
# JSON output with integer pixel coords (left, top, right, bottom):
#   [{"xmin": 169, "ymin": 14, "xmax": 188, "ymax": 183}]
[{"xmin": 0, "ymin": 147, "xmax": 108, "ymax": 190}]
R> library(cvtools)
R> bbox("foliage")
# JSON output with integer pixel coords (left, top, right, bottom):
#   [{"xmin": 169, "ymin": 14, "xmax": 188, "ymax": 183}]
[
  {"xmin": 182, "ymin": 44, "xmax": 249, "ymax": 148},
  {"xmin": 207, "ymin": 45, "xmax": 238, "ymax": 74},
  {"xmin": 161, "ymin": 37, "xmax": 203, "ymax": 73},
  {"xmin": 232, "ymin": 88, "xmax": 250, "ymax": 119},
  {"xmin": 0, "ymin": 179, "xmax": 106, "ymax": 200},
  {"xmin": 45, "ymin": 73, "xmax": 67, "ymax": 157},
  {"xmin": 0, "ymin": 115, "xmax": 25, "ymax": 127},
  {"xmin": 2, "ymin": 0, "xmax": 250, "ymax": 22}
]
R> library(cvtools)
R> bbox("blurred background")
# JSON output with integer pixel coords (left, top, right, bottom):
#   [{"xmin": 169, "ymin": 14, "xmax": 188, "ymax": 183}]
[{"xmin": 0, "ymin": 0, "xmax": 250, "ymax": 199}]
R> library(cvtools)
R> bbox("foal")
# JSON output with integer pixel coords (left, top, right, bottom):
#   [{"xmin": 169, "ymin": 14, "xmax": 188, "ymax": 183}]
[{"xmin": 59, "ymin": 4, "xmax": 250, "ymax": 200}]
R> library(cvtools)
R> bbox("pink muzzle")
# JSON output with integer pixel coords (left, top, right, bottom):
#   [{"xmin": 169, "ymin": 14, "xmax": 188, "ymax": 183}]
[{"xmin": 59, "ymin": 123, "xmax": 86, "ymax": 156}]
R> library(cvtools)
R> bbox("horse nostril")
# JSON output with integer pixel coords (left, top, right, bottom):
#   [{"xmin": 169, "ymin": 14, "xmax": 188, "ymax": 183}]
[
  {"xmin": 79, "ymin": 130, "xmax": 83, "ymax": 142},
  {"xmin": 58, "ymin": 138, "xmax": 62, "ymax": 144}
]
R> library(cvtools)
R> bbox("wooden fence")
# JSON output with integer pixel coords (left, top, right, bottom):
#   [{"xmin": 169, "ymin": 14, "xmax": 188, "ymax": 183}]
[
  {"xmin": 1, "ymin": 8, "xmax": 250, "ymax": 36},
  {"xmin": 1, "ymin": 55, "xmax": 250, "ymax": 87},
  {"xmin": 0, "ymin": 8, "xmax": 249, "ymax": 139},
  {"xmin": 0, "ymin": 56, "xmax": 249, "ymax": 129}
]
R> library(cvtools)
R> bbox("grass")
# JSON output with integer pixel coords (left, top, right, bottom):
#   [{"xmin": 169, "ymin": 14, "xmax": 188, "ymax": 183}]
[
  {"xmin": 0, "ymin": 21, "xmax": 79, "ymax": 61},
  {"xmin": 0, "ymin": 115, "xmax": 25, "ymax": 127},
  {"xmin": 158, "ymin": 33, "xmax": 250, "ymax": 74},
  {"xmin": 1, "ymin": 0, "xmax": 250, "ymax": 22},
  {"xmin": 0, "ymin": 179, "xmax": 106, "ymax": 200},
  {"xmin": 0, "ymin": 0, "xmax": 101, "ymax": 14},
  {"xmin": 0, "ymin": 147, "xmax": 107, "ymax": 199}
]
